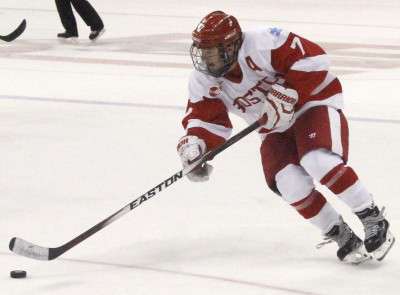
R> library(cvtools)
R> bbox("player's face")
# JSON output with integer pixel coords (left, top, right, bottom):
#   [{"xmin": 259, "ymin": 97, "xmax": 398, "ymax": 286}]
[
  {"xmin": 200, "ymin": 47, "xmax": 224, "ymax": 73},
  {"xmin": 201, "ymin": 43, "xmax": 237, "ymax": 72},
  {"xmin": 190, "ymin": 40, "xmax": 239, "ymax": 77}
]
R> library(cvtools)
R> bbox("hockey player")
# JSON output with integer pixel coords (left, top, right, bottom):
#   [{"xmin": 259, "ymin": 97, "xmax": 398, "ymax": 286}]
[{"xmin": 177, "ymin": 11, "xmax": 395, "ymax": 263}]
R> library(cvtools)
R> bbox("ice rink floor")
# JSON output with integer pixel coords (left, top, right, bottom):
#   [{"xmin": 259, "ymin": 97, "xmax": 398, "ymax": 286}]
[{"xmin": 1, "ymin": 1, "xmax": 399, "ymax": 294}]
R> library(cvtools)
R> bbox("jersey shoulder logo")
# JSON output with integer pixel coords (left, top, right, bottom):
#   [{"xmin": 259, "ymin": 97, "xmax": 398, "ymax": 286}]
[{"xmin": 269, "ymin": 27, "xmax": 282, "ymax": 37}]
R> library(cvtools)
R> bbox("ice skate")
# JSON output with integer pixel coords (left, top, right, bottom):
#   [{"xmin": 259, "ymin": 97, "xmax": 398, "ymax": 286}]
[
  {"xmin": 57, "ymin": 31, "xmax": 78, "ymax": 43},
  {"xmin": 356, "ymin": 206, "xmax": 395, "ymax": 261},
  {"xmin": 317, "ymin": 217, "xmax": 372, "ymax": 264},
  {"xmin": 89, "ymin": 27, "xmax": 105, "ymax": 41}
]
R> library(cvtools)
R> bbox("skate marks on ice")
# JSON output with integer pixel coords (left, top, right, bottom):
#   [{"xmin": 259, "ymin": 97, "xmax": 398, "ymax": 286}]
[
  {"xmin": 60, "ymin": 258, "xmax": 323, "ymax": 295},
  {"xmin": 0, "ymin": 251, "xmax": 319, "ymax": 295},
  {"xmin": 1, "ymin": 33, "xmax": 400, "ymax": 75}
]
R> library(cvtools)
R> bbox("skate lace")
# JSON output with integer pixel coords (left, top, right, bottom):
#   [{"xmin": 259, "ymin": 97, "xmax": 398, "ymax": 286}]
[
  {"xmin": 316, "ymin": 218, "xmax": 352, "ymax": 249},
  {"xmin": 316, "ymin": 230, "xmax": 352, "ymax": 249},
  {"xmin": 361, "ymin": 207, "xmax": 386, "ymax": 240},
  {"xmin": 316, "ymin": 238, "xmax": 334, "ymax": 249}
]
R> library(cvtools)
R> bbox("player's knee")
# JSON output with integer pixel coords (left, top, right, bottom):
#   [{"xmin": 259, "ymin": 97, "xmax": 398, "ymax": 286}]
[
  {"xmin": 275, "ymin": 164, "xmax": 314, "ymax": 203},
  {"xmin": 300, "ymin": 148, "xmax": 343, "ymax": 182}
]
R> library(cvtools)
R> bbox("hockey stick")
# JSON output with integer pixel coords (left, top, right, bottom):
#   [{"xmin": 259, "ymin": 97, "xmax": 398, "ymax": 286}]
[
  {"xmin": 9, "ymin": 118, "xmax": 263, "ymax": 260},
  {"xmin": 0, "ymin": 19, "xmax": 26, "ymax": 42}
]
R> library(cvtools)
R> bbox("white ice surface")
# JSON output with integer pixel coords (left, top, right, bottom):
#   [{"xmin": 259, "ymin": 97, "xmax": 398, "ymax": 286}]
[{"xmin": 1, "ymin": 1, "xmax": 399, "ymax": 295}]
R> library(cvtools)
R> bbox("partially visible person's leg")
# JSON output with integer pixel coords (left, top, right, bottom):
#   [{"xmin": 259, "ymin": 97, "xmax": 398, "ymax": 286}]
[
  {"xmin": 55, "ymin": 0, "xmax": 78, "ymax": 37},
  {"xmin": 70, "ymin": 0, "xmax": 105, "ymax": 40}
]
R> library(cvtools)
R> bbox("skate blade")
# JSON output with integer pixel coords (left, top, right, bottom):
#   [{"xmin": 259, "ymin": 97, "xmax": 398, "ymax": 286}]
[
  {"xmin": 343, "ymin": 249, "xmax": 373, "ymax": 265},
  {"xmin": 373, "ymin": 231, "xmax": 395, "ymax": 261},
  {"xmin": 58, "ymin": 37, "xmax": 78, "ymax": 44}
]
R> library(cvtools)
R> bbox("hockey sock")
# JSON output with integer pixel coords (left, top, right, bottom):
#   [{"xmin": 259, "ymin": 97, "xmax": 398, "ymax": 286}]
[{"xmin": 320, "ymin": 163, "xmax": 373, "ymax": 212}]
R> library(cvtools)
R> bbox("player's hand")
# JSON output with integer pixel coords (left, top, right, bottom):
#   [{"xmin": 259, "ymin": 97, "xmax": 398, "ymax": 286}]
[
  {"xmin": 261, "ymin": 84, "xmax": 298, "ymax": 130},
  {"xmin": 177, "ymin": 135, "xmax": 213, "ymax": 182}
]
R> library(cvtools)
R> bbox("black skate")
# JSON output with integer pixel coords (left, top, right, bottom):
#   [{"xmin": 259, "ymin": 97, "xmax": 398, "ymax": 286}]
[
  {"xmin": 317, "ymin": 217, "xmax": 372, "ymax": 264},
  {"xmin": 89, "ymin": 28, "xmax": 105, "ymax": 41},
  {"xmin": 356, "ymin": 206, "xmax": 395, "ymax": 261},
  {"xmin": 57, "ymin": 31, "xmax": 78, "ymax": 43}
]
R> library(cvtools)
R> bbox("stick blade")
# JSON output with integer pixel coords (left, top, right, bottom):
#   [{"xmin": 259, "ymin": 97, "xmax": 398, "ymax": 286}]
[
  {"xmin": 0, "ymin": 19, "xmax": 27, "ymax": 42},
  {"xmin": 9, "ymin": 237, "xmax": 50, "ymax": 261}
]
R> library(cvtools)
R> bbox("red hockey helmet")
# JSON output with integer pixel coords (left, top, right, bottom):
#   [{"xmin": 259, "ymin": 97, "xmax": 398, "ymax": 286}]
[{"xmin": 190, "ymin": 11, "xmax": 243, "ymax": 77}]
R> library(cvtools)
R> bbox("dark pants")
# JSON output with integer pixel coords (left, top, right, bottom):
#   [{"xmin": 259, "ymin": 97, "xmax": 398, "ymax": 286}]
[{"xmin": 55, "ymin": 0, "xmax": 104, "ymax": 35}]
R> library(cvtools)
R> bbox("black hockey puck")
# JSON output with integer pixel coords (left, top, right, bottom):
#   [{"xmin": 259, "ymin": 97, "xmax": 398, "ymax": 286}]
[{"xmin": 10, "ymin": 270, "xmax": 27, "ymax": 279}]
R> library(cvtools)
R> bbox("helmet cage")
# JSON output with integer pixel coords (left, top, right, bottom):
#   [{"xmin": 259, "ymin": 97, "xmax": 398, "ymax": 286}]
[{"xmin": 190, "ymin": 38, "xmax": 241, "ymax": 78}]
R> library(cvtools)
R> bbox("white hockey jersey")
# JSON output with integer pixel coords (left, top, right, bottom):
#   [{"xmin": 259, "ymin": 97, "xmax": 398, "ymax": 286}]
[{"xmin": 181, "ymin": 27, "xmax": 344, "ymax": 150}]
